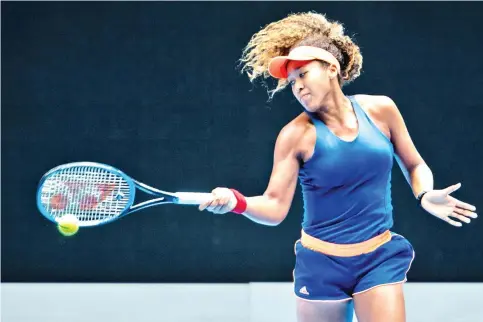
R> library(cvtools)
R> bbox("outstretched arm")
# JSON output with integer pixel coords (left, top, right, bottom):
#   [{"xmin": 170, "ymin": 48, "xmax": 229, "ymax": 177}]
[
  {"xmin": 377, "ymin": 96, "xmax": 477, "ymax": 227},
  {"xmin": 199, "ymin": 121, "xmax": 306, "ymax": 226}
]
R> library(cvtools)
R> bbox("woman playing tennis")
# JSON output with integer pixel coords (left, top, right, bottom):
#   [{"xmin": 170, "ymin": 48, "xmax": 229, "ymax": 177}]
[{"xmin": 199, "ymin": 12, "xmax": 477, "ymax": 322}]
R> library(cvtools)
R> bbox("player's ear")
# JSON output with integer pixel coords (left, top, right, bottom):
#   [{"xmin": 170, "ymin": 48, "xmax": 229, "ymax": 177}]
[{"xmin": 327, "ymin": 64, "xmax": 338, "ymax": 80}]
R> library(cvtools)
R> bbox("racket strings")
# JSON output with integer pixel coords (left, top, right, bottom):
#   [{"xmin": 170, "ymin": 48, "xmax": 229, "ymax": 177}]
[{"xmin": 40, "ymin": 166, "xmax": 131, "ymax": 225}]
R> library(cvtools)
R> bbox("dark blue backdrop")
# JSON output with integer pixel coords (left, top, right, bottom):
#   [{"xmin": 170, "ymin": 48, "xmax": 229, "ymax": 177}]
[{"xmin": 2, "ymin": 1, "xmax": 482, "ymax": 283}]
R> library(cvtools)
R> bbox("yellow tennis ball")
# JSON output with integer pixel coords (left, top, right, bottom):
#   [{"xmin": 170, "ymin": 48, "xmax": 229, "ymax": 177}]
[{"xmin": 57, "ymin": 214, "xmax": 79, "ymax": 236}]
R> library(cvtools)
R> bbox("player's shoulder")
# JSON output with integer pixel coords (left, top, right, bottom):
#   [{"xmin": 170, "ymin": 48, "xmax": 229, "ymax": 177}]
[
  {"xmin": 353, "ymin": 94, "xmax": 399, "ymax": 119},
  {"xmin": 279, "ymin": 112, "xmax": 312, "ymax": 138},
  {"xmin": 276, "ymin": 113, "xmax": 313, "ymax": 147},
  {"xmin": 353, "ymin": 94, "xmax": 397, "ymax": 109}
]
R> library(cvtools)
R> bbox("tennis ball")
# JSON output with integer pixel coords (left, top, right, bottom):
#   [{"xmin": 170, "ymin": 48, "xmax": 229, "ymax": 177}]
[{"xmin": 57, "ymin": 214, "xmax": 79, "ymax": 237}]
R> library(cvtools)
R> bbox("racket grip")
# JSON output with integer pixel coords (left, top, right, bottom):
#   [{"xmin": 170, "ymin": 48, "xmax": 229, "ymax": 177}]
[{"xmin": 175, "ymin": 192, "xmax": 213, "ymax": 205}]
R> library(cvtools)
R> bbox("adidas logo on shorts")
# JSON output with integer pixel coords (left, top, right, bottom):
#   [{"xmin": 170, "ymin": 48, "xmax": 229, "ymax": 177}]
[{"xmin": 299, "ymin": 286, "xmax": 310, "ymax": 295}]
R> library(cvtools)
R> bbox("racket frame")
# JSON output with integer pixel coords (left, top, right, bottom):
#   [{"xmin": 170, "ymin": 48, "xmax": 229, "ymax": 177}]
[{"xmin": 36, "ymin": 162, "xmax": 182, "ymax": 227}]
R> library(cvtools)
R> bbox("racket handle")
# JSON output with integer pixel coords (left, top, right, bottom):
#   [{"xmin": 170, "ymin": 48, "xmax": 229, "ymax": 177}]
[{"xmin": 174, "ymin": 192, "xmax": 213, "ymax": 205}]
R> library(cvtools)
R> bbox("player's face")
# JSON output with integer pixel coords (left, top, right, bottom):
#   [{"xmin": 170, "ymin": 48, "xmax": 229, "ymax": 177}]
[{"xmin": 287, "ymin": 60, "xmax": 332, "ymax": 113}]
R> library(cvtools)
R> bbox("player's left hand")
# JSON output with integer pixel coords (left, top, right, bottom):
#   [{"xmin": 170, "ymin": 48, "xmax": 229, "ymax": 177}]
[{"xmin": 421, "ymin": 183, "xmax": 477, "ymax": 227}]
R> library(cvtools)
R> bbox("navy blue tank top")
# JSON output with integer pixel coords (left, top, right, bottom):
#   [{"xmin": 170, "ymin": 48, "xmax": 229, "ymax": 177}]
[{"xmin": 299, "ymin": 96, "xmax": 394, "ymax": 244}]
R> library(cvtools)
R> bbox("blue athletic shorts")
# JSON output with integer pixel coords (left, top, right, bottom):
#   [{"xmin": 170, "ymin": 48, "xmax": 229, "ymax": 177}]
[{"xmin": 293, "ymin": 232, "xmax": 415, "ymax": 301}]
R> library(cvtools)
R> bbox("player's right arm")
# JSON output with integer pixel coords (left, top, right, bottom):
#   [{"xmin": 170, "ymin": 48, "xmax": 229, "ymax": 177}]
[{"xmin": 199, "ymin": 121, "xmax": 306, "ymax": 226}]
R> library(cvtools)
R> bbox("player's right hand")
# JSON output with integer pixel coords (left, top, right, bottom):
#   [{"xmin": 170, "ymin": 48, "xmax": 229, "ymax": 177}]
[{"xmin": 198, "ymin": 187, "xmax": 237, "ymax": 214}]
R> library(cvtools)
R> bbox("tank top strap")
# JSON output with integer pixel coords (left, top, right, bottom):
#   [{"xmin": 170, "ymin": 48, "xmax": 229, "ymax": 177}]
[
  {"xmin": 305, "ymin": 110, "xmax": 331, "ymax": 136},
  {"xmin": 347, "ymin": 95, "xmax": 370, "ymax": 128}
]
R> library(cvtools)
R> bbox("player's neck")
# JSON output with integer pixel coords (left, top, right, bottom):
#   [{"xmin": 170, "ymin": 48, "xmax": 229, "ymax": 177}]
[{"xmin": 315, "ymin": 89, "xmax": 353, "ymax": 126}]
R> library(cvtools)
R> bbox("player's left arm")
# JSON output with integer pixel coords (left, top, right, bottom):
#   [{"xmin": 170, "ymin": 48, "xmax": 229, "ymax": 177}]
[
  {"xmin": 376, "ymin": 96, "xmax": 477, "ymax": 226},
  {"xmin": 375, "ymin": 96, "xmax": 431, "ymax": 198}
]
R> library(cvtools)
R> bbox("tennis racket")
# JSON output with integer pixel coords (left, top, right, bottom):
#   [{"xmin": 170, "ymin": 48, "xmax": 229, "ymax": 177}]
[{"xmin": 36, "ymin": 162, "xmax": 218, "ymax": 227}]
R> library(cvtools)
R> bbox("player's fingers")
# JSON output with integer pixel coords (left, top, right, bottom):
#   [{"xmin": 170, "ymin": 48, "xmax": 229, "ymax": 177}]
[
  {"xmin": 450, "ymin": 212, "xmax": 471, "ymax": 224},
  {"xmin": 201, "ymin": 188, "xmax": 229, "ymax": 212},
  {"xmin": 449, "ymin": 196, "xmax": 477, "ymax": 212},
  {"xmin": 444, "ymin": 182, "xmax": 461, "ymax": 195},
  {"xmin": 443, "ymin": 216, "xmax": 462, "ymax": 227},
  {"xmin": 210, "ymin": 202, "xmax": 225, "ymax": 213},
  {"xmin": 199, "ymin": 194, "xmax": 217, "ymax": 211},
  {"xmin": 207, "ymin": 198, "xmax": 223, "ymax": 211},
  {"xmin": 200, "ymin": 188, "xmax": 234, "ymax": 213},
  {"xmin": 199, "ymin": 200, "xmax": 214, "ymax": 211},
  {"xmin": 211, "ymin": 196, "xmax": 232, "ymax": 214},
  {"xmin": 219, "ymin": 196, "xmax": 236, "ymax": 213},
  {"xmin": 453, "ymin": 207, "xmax": 478, "ymax": 219}
]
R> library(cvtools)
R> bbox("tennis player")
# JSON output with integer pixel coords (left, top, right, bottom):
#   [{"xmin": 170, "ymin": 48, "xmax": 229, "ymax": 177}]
[{"xmin": 199, "ymin": 12, "xmax": 477, "ymax": 322}]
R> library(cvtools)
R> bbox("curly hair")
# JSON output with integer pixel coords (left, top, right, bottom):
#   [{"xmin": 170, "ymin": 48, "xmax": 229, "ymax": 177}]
[{"xmin": 239, "ymin": 12, "xmax": 363, "ymax": 99}]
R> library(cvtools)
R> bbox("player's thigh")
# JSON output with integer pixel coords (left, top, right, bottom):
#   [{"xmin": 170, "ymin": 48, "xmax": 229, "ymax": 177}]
[
  {"xmin": 353, "ymin": 283, "xmax": 406, "ymax": 322},
  {"xmin": 296, "ymin": 297, "xmax": 354, "ymax": 322}
]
